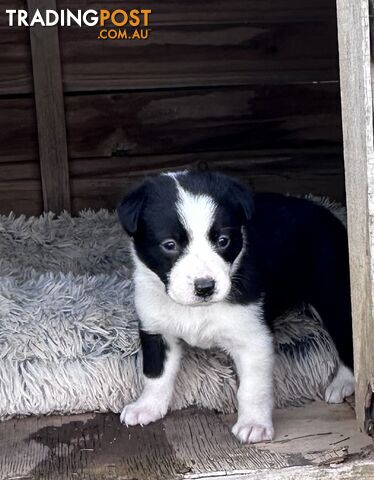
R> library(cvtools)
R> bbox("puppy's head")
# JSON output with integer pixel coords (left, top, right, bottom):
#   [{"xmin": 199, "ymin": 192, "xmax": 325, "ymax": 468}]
[{"xmin": 118, "ymin": 171, "xmax": 253, "ymax": 305}]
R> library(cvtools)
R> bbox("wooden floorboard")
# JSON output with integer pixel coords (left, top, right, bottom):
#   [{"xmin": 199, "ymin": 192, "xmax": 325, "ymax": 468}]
[{"xmin": 0, "ymin": 401, "xmax": 372, "ymax": 480}]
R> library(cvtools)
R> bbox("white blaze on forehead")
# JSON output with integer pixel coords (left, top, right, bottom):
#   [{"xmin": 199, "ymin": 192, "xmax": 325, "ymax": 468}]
[
  {"xmin": 175, "ymin": 185, "xmax": 216, "ymax": 240},
  {"xmin": 167, "ymin": 181, "xmax": 231, "ymax": 305},
  {"xmin": 162, "ymin": 170, "xmax": 188, "ymax": 179}
]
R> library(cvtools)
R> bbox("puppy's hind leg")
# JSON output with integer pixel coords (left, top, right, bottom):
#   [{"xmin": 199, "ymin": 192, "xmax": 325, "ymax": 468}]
[
  {"xmin": 325, "ymin": 363, "xmax": 355, "ymax": 404},
  {"xmin": 310, "ymin": 283, "xmax": 355, "ymax": 403},
  {"xmin": 121, "ymin": 332, "xmax": 182, "ymax": 426},
  {"xmin": 308, "ymin": 230, "xmax": 354, "ymax": 404}
]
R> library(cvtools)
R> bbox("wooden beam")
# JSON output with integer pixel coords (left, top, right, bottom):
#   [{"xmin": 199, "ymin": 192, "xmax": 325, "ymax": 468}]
[
  {"xmin": 27, "ymin": 0, "xmax": 71, "ymax": 213},
  {"xmin": 336, "ymin": 0, "xmax": 374, "ymax": 434}
]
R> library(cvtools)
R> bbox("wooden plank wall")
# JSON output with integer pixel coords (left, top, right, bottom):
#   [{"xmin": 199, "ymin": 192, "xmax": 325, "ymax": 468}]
[
  {"xmin": 337, "ymin": 0, "xmax": 374, "ymax": 434},
  {"xmin": 0, "ymin": 0, "xmax": 344, "ymax": 215}
]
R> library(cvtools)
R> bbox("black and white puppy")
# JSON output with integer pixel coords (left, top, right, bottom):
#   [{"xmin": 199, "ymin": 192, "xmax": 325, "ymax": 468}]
[{"xmin": 117, "ymin": 171, "xmax": 354, "ymax": 443}]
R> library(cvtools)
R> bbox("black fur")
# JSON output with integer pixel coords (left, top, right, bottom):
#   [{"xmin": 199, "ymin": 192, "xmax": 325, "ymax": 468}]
[
  {"xmin": 139, "ymin": 329, "xmax": 169, "ymax": 378},
  {"xmin": 118, "ymin": 175, "xmax": 188, "ymax": 287},
  {"xmin": 238, "ymin": 192, "xmax": 352, "ymax": 368}
]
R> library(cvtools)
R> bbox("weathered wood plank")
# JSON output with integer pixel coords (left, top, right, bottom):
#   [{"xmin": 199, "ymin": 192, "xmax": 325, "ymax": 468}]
[
  {"xmin": 336, "ymin": 0, "xmax": 374, "ymax": 433},
  {"xmin": 191, "ymin": 461, "xmax": 374, "ymax": 480},
  {"xmin": 0, "ymin": 160, "xmax": 40, "ymax": 181},
  {"xmin": 0, "ymin": 28, "xmax": 32, "ymax": 94},
  {"xmin": 58, "ymin": 20, "xmax": 339, "ymax": 92},
  {"xmin": 0, "ymin": 97, "xmax": 38, "ymax": 162},
  {"xmin": 0, "ymin": 0, "xmax": 339, "ymax": 94},
  {"xmin": 0, "ymin": 148, "xmax": 344, "ymax": 216},
  {"xmin": 0, "ymin": 81, "xmax": 343, "ymax": 216},
  {"xmin": 0, "ymin": 180, "xmax": 43, "ymax": 215},
  {"xmin": 27, "ymin": 0, "xmax": 71, "ymax": 213},
  {"xmin": 69, "ymin": 148, "xmax": 344, "ymax": 178},
  {"xmin": 0, "ymin": 402, "xmax": 371, "ymax": 480},
  {"xmin": 0, "ymin": 84, "xmax": 342, "ymax": 162},
  {"xmin": 69, "ymin": 149, "xmax": 346, "ymax": 213},
  {"xmin": 64, "ymin": 85, "xmax": 342, "ymax": 159}
]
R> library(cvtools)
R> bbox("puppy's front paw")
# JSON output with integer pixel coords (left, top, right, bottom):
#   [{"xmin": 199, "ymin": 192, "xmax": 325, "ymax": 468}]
[
  {"xmin": 120, "ymin": 400, "xmax": 167, "ymax": 426},
  {"xmin": 232, "ymin": 419, "xmax": 274, "ymax": 444}
]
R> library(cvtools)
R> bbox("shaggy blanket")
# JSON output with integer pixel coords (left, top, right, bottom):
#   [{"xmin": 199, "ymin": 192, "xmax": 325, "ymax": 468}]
[{"xmin": 0, "ymin": 199, "xmax": 344, "ymax": 420}]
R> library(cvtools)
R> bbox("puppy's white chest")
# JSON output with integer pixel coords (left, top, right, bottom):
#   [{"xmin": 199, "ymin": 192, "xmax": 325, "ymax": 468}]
[
  {"xmin": 136, "ymin": 289, "xmax": 220, "ymax": 348},
  {"xmin": 173, "ymin": 309, "xmax": 220, "ymax": 348},
  {"xmin": 134, "ymin": 279, "xmax": 265, "ymax": 351}
]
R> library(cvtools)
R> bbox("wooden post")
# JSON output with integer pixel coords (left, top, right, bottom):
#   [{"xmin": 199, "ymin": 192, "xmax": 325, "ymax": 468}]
[
  {"xmin": 336, "ymin": 0, "xmax": 374, "ymax": 434},
  {"xmin": 27, "ymin": 0, "xmax": 71, "ymax": 213}
]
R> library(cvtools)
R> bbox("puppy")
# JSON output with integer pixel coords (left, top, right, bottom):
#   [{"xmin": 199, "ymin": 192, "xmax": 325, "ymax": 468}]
[{"xmin": 117, "ymin": 171, "xmax": 354, "ymax": 443}]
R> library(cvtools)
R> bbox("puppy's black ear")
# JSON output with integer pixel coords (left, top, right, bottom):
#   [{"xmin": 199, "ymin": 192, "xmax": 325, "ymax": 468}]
[
  {"xmin": 230, "ymin": 179, "xmax": 254, "ymax": 221},
  {"xmin": 117, "ymin": 183, "xmax": 147, "ymax": 236}
]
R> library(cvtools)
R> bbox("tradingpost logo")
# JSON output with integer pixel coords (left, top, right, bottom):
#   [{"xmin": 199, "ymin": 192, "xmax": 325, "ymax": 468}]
[{"xmin": 5, "ymin": 8, "xmax": 152, "ymax": 40}]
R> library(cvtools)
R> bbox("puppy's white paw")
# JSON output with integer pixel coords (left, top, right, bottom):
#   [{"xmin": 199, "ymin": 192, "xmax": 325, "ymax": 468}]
[
  {"xmin": 120, "ymin": 400, "xmax": 167, "ymax": 426},
  {"xmin": 232, "ymin": 419, "xmax": 274, "ymax": 444},
  {"xmin": 325, "ymin": 364, "xmax": 355, "ymax": 404}
]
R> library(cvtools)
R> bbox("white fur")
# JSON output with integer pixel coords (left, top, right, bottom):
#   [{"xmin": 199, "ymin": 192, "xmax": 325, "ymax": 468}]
[
  {"xmin": 324, "ymin": 363, "xmax": 355, "ymax": 403},
  {"xmin": 230, "ymin": 226, "xmax": 247, "ymax": 276},
  {"xmin": 121, "ymin": 252, "xmax": 275, "ymax": 443},
  {"xmin": 167, "ymin": 185, "xmax": 231, "ymax": 305},
  {"xmin": 121, "ymin": 337, "xmax": 182, "ymax": 426},
  {"xmin": 162, "ymin": 170, "xmax": 188, "ymax": 179}
]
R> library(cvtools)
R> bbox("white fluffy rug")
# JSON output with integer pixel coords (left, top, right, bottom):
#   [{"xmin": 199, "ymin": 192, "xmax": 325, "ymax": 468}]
[{"xmin": 0, "ymin": 200, "xmax": 344, "ymax": 420}]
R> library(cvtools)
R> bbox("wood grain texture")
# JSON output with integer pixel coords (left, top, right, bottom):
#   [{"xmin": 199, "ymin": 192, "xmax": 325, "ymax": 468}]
[
  {"xmin": 0, "ymin": 28, "xmax": 32, "ymax": 94},
  {"xmin": 0, "ymin": 97, "xmax": 38, "ymax": 162},
  {"xmin": 0, "ymin": 148, "xmax": 345, "ymax": 216},
  {"xmin": 69, "ymin": 149, "xmax": 346, "ymax": 213},
  {"xmin": 0, "ymin": 160, "xmax": 40, "ymax": 180},
  {"xmin": 0, "ymin": 179, "xmax": 43, "ymax": 215},
  {"xmin": 0, "ymin": 98, "xmax": 41, "ymax": 213},
  {"xmin": 63, "ymin": 85, "xmax": 342, "ymax": 159},
  {"xmin": 0, "ymin": 402, "xmax": 371, "ymax": 480},
  {"xmin": 0, "ymin": 84, "xmax": 342, "ymax": 163},
  {"xmin": 336, "ymin": 0, "xmax": 374, "ymax": 433},
  {"xmin": 0, "ymin": 0, "xmax": 339, "ymax": 94},
  {"xmin": 189, "ymin": 462, "xmax": 374, "ymax": 480},
  {"xmin": 58, "ymin": 19, "xmax": 339, "ymax": 92},
  {"xmin": 27, "ymin": 0, "xmax": 71, "ymax": 213}
]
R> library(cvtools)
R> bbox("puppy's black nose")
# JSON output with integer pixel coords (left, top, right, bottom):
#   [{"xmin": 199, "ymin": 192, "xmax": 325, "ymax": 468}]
[{"xmin": 194, "ymin": 277, "xmax": 215, "ymax": 297}]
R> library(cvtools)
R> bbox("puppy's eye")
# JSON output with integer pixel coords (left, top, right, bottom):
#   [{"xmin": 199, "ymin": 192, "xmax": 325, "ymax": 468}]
[
  {"xmin": 160, "ymin": 239, "xmax": 178, "ymax": 253},
  {"xmin": 216, "ymin": 235, "xmax": 230, "ymax": 249}
]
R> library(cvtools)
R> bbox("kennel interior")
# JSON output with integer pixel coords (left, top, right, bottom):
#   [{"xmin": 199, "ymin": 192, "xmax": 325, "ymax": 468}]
[{"xmin": 0, "ymin": 0, "xmax": 373, "ymax": 478}]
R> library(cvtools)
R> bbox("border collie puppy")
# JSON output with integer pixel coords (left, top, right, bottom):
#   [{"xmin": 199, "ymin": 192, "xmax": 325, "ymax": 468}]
[{"xmin": 117, "ymin": 171, "xmax": 354, "ymax": 443}]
